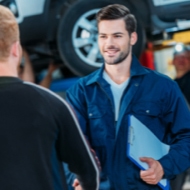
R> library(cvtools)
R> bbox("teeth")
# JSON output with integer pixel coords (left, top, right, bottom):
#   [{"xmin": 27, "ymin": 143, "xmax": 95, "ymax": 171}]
[{"xmin": 107, "ymin": 50, "xmax": 116, "ymax": 53}]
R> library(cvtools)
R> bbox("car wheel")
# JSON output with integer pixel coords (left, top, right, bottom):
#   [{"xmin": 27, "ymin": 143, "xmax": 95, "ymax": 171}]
[{"xmin": 57, "ymin": 0, "xmax": 145, "ymax": 76}]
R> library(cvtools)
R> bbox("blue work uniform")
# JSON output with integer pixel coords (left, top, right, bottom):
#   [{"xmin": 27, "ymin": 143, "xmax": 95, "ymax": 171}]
[{"xmin": 66, "ymin": 55, "xmax": 190, "ymax": 190}]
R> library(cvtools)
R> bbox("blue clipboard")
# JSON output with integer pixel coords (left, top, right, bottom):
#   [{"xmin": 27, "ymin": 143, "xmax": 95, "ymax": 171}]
[{"xmin": 127, "ymin": 115, "xmax": 170, "ymax": 190}]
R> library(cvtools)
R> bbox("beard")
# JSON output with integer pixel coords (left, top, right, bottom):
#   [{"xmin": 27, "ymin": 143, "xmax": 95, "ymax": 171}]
[{"xmin": 103, "ymin": 45, "xmax": 131, "ymax": 65}]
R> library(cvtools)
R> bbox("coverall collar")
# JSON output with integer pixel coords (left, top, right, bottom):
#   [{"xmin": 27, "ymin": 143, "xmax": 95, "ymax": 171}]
[{"xmin": 86, "ymin": 54, "xmax": 150, "ymax": 86}]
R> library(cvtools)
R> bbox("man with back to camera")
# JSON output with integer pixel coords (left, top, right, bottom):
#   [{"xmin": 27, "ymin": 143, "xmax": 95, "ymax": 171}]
[
  {"xmin": 170, "ymin": 46, "xmax": 190, "ymax": 190},
  {"xmin": 0, "ymin": 5, "xmax": 99, "ymax": 190},
  {"xmin": 65, "ymin": 4, "xmax": 190, "ymax": 190}
]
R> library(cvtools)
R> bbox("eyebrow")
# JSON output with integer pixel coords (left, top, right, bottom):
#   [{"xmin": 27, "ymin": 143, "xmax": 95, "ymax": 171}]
[{"xmin": 99, "ymin": 32, "xmax": 124, "ymax": 35}]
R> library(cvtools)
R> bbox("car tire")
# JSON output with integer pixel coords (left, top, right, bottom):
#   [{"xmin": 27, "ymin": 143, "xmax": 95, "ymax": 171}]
[{"xmin": 57, "ymin": 0, "xmax": 145, "ymax": 76}]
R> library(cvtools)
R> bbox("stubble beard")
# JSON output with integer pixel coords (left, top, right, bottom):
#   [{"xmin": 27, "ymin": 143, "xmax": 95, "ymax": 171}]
[{"xmin": 104, "ymin": 48, "xmax": 131, "ymax": 65}]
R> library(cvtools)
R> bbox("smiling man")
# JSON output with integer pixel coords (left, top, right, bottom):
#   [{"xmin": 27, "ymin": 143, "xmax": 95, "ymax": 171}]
[
  {"xmin": 66, "ymin": 4, "xmax": 190, "ymax": 190},
  {"xmin": 98, "ymin": 19, "xmax": 135, "ymax": 66}
]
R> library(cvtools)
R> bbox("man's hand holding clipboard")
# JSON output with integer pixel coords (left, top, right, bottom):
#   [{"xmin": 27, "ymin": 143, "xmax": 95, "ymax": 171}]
[
  {"xmin": 127, "ymin": 115, "xmax": 170, "ymax": 190},
  {"xmin": 140, "ymin": 157, "xmax": 164, "ymax": 186}
]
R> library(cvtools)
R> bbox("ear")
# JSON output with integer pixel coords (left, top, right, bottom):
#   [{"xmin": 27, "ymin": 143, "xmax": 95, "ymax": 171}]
[
  {"xmin": 130, "ymin": 32, "xmax": 138, "ymax": 46},
  {"xmin": 11, "ymin": 41, "xmax": 21, "ymax": 58}
]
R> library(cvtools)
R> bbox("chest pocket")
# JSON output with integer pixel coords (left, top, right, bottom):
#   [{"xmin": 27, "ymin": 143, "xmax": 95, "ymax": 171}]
[
  {"xmin": 132, "ymin": 101, "xmax": 162, "ymax": 117},
  {"xmin": 131, "ymin": 101, "xmax": 165, "ymax": 138},
  {"xmin": 88, "ymin": 105, "xmax": 106, "ymax": 119},
  {"xmin": 87, "ymin": 105, "xmax": 107, "ymax": 145}
]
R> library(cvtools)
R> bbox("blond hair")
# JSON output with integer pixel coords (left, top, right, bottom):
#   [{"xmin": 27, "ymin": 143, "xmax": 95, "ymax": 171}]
[{"xmin": 0, "ymin": 5, "xmax": 19, "ymax": 61}]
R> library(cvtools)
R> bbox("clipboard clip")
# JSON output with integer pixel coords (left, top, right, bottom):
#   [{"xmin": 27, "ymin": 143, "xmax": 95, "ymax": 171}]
[{"xmin": 128, "ymin": 126, "xmax": 135, "ymax": 145}]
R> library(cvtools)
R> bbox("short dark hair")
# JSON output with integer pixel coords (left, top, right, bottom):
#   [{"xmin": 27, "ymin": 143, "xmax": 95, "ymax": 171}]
[{"xmin": 96, "ymin": 4, "xmax": 137, "ymax": 36}]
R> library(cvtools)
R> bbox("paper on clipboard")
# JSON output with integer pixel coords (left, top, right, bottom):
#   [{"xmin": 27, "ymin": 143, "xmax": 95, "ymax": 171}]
[{"xmin": 127, "ymin": 115, "xmax": 170, "ymax": 190}]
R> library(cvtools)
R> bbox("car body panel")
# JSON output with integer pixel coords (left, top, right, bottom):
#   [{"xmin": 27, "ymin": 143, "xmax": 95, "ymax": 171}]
[{"xmin": 15, "ymin": 0, "xmax": 46, "ymax": 23}]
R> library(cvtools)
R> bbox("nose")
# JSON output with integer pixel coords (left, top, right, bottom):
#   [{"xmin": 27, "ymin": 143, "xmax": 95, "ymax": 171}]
[{"xmin": 106, "ymin": 36, "xmax": 114, "ymax": 46}]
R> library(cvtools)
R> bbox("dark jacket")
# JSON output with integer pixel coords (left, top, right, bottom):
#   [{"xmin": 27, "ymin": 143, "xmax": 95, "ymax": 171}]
[
  {"xmin": 0, "ymin": 77, "xmax": 99, "ymax": 190},
  {"xmin": 175, "ymin": 70, "xmax": 190, "ymax": 105}
]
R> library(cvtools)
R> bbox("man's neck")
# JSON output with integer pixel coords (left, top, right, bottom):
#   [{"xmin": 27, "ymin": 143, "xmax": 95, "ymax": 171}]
[
  {"xmin": 104, "ymin": 55, "xmax": 131, "ymax": 84},
  {"xmin": 0, "ymin": 61, "xmax": 18, "ymax": 77}
]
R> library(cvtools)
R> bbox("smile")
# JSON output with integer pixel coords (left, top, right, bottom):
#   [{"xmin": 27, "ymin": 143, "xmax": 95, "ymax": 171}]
[{"xmin": 105, "ymin": 49, "xmax": 118, "ymax": 56}]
